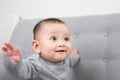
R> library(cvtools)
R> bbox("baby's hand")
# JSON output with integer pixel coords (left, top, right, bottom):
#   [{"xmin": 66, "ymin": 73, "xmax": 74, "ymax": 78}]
[
  {"xmin": 1, "ymin": 42, "xmax": 21, "ymax": 63},
  {"xmin": 70, "ymin": 48, "xmax": 80, "ymax": 58}
]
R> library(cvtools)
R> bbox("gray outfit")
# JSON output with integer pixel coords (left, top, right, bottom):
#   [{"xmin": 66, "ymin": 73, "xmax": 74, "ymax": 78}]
[{"xmin": 3, "ymin": 54, "xmax": 79, "ymax": 80}]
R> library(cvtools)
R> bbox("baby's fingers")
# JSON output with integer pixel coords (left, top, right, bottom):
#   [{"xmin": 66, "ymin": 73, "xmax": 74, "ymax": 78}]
[
  {"xmin": 1, "ymin": 46, "xmax": 12, "ymax": 57},
  {"xmin": 4, "ymin": 42, "xmax": 15, "ymax": 51},
  {"xmin": 71, "ymin": 48, "xmax": 80, "ymax": 58},
  {"xmin": 1, "ymin": 42, "xmax": 19, "ymax": 57},
  {"xmin": 1, "ymin": 45, "xmax": 21, "ymax": 62},
  {"xmin": 71, "ymin": 48, "xmax": 78, "ymax": 53},
  {"xmin": 13, "ymin": 47, "xmax": 20, "ymax": 56}
]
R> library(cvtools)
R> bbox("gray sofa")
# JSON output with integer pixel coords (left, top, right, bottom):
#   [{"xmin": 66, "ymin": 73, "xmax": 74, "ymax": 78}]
[{"xmin": 0, "ymin": 13, "xmax": 120, "ymax": 80}]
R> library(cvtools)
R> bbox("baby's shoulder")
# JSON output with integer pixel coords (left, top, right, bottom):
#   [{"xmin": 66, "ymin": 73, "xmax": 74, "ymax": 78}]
[{"xmin": 26, "ymin": 54, "xmax": 39, "ymax": 61}]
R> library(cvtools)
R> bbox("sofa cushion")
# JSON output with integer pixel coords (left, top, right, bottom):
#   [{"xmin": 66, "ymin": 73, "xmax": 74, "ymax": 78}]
[{"xmin": 1, "ymin": 13, "xmax": 120, "ymax": 80}]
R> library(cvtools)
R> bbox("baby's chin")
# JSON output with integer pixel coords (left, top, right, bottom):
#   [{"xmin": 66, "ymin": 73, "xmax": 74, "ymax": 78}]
[{"xmin": 53, "ymin": 56, "xmax": 68, "ymax": 62}]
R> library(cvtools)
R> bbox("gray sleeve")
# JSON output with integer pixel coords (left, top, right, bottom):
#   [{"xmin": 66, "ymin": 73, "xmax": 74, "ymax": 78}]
[
  {"xmin": 3, "ymin": 55, "xmax": 41, "ymax": 80},
  {"xmin": 68, "ymin": 54, "xmax": 80, "ymax": 68}
]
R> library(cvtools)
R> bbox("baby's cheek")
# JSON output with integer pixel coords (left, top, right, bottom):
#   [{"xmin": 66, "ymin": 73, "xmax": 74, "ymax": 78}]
[
  {"xmin": 67, "ymin": 42, "xmax": 71, "ymax": 47},
  {"xmin": 67, "ymin": 47, "xmax": 71, "ymax": 54},
  {"xmin": 68, "ymin": 43, "xmax": 72, "ymax": 50}
]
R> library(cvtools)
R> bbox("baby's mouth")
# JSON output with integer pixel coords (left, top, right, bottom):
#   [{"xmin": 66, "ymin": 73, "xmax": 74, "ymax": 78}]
[{"xmin": 55, "ymin": 50, "xmax": 66, "ymax": 52}]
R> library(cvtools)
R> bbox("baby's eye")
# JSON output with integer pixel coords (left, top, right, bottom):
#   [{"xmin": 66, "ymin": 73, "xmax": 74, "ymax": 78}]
[
  {"xmin": 51, "ymin": 36, "xmax": 57, "ymax": 41},
  {"xmin": 64, "ymin": 37, "xmax": 70, "ymax": 41}
]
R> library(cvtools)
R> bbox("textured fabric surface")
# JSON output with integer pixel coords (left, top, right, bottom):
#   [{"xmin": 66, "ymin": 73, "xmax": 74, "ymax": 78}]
[{"xmin": 1, "ymin": 13, "xmax": 120, "ymax": 80}]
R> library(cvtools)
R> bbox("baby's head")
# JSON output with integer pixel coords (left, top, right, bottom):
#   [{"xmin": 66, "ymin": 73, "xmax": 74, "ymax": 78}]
[{"xmin": 32, "ymin": 18, "xmax": 71, "ymax": 62}]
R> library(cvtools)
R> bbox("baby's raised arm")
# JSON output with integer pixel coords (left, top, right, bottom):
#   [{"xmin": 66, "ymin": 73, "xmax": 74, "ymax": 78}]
[{"xmin": 1, "ymin": 42, "xmax": 21, "ymax": 63}]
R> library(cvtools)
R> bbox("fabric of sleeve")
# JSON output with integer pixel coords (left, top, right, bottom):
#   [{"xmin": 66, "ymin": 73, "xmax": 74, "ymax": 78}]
[{"xmin": 68, "ymin": 54, "xmax": 80, "ymax": 68}]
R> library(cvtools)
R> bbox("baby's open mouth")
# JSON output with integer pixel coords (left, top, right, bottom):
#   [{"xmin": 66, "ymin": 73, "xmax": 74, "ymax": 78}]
[{"xmin": 55, "ymin": 50, "xmax": 66, "ymax": 52}]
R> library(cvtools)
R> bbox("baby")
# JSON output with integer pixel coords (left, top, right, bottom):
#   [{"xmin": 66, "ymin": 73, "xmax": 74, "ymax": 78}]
[{"xmin": 1, "ymin": 18, "xmax": 80, "ymax": 80}]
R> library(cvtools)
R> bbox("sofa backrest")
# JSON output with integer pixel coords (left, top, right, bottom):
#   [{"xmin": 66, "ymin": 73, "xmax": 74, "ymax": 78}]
[
  {"xmin": 1, "ymin": 13, "xmax": 120, "ymax": 80},
  {"xmin": 0, "ymin": 14, "xmax": 20, "ymax": 46}
]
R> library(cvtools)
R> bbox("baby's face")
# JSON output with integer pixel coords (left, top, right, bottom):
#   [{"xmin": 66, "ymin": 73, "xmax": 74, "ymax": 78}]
[{"xmin": 36, "ymin": 23, "xmax": 71, "ymax": 62}]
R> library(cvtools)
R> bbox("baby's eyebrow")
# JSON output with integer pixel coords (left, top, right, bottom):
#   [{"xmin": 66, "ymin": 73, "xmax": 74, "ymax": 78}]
[
  {"xmin": 48, "ymin": 32, "xmax": 57, "ymax": 35},
  {"xmin": 65, "ymin": 33, "xmax": 70, "ymax": 37},
  {"xmin": 48, "ymin": 32, "xmax": 70, "ymax": 37}
]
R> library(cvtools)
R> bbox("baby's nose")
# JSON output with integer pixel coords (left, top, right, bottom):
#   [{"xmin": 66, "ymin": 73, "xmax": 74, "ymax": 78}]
[{"xmin": 58, "ymin": 41, "xmax": 66, "ymax": 47}]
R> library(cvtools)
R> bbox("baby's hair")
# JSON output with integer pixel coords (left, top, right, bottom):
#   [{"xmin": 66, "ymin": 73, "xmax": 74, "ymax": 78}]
[{"xmin": 33, "ymin": 18, "xmax": 66, "ymax": 40}]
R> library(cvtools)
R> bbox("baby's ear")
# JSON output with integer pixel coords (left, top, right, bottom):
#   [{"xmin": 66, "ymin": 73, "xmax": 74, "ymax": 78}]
[{"xmin": 32, "ymin": 40, "xmax": 41, "ymax": 54}]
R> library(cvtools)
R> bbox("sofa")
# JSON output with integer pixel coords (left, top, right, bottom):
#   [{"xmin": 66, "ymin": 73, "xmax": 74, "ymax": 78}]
[{"xmin": 0, "ymin": 13, "xmax": 120, "ymax": 80}]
